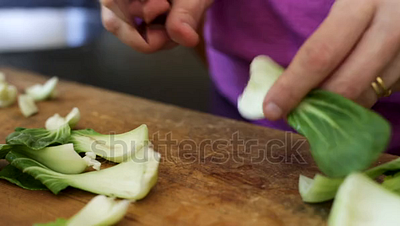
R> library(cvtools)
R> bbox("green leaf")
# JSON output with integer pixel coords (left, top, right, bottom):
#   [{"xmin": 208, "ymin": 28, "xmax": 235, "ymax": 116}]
[
  {"xmin": 6, "ymin": 123, "xmax": 71, "ymax": 150},
  {"xmin": 6, "ymin": 151, "xmax": 68, "ymax": 194},
  {"xmin": 33, "ymin": 218, "xmax": 68, "ymax": 226},
  {"xmin": 0, "ymin": 164, "xmax": 47, "ymax": 190},
  {"xmin": 288, "ymin": 90, "xmax": 391, "ymax": 178},
  {"xmin": 382, "ymin": 172, "xmax": 400, "ymax": 194},
  {"xmin": 0, "ymin": 144, "xmax": 12, "ymax": 159},
  {"xmin": 365, "ymin": 158, "xmax": 400, "ymax": 178}
]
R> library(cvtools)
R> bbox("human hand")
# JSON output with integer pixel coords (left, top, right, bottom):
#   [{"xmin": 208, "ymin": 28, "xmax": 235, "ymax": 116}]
[
  {"xmin": 100, "ymin": 0, "xmax": 213, "ymax": 53},
  {"xmin": 263, "ymin": 0, "xmax": 400, "ymax": 121}
]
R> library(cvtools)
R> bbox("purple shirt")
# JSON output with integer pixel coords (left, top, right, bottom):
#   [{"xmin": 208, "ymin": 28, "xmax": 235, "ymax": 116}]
[{"xmin": 204, "ymin": 0, "xmax": 400, "ymax": 154}]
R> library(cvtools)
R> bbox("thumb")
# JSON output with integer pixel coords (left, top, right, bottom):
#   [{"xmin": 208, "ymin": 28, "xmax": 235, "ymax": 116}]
[{"xmin": 166, "ymin": 0, "xmax": 211, "ymax": 47}]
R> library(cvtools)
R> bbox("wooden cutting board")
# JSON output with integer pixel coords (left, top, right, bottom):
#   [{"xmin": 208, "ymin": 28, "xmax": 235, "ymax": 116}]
[{"xmin": 0, "ymin": 68, "xmax": 396, "ymax": 226}]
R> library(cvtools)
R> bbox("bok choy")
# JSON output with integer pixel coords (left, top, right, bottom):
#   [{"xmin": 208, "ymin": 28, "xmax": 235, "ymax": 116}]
[
  {"xmin": 5, "ymin": 146, "xmax": 160, "ymax": 199},
  {"xmin": 26, "ymin": 76, "xmax": 58, "ymax": 101},
  {"xmin": 18, "ymin": 95, "xmax": 38, "ymax": 117},
  {"xmin": 299, "ymin": 158, "xmax": 400, "ymax": 203},
  {"xmin": 45, "ymin": 107, "xmax": 81, "ymax": 130},
  {"xmin": 328, "ymin": 173, "xmax": 400, "ymax": 226},
  {"xmin": 11, "ymin": 144, "xmax": 90, "ymax": 174},
  {"xmin": 35, "ymin": 195, "xmax": 131, "ymax": 226},
  {"xmin": 69, "ymin": 125, "xmax": 149, "ymax": 163},
  {"xmin": 6, "ymin": 123, "xmax": 71, "ymax": 150},
  {"xmin": 238, "ymin": 56, "xmax": 391, "ymax": 178},
  {"xmin": 0, "ymin": 77, "xmax": 17, "ymax": 108}
]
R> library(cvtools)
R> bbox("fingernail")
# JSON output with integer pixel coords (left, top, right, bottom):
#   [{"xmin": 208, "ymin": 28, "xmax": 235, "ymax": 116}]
[{"xmin": 264, "ymin": 102, "xmax": 282, "ymax": 121}]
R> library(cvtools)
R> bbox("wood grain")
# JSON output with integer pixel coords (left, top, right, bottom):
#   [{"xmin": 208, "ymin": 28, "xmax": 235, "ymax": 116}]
[{"xmin": 0, "ymin": 68, "xmax": 396, "ymax": 226}]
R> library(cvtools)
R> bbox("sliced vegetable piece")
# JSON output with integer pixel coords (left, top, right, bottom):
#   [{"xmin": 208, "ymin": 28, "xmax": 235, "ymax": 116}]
[
  {"xmin": 34, "ymin": 195, "xmax": 130, "ymax": 226},
  {"xmin": 82, "ymin": 152, "xmax": 101, "ymax": 171},
  {"xmin": 0, "ymin": 72, "xmax": 5, "ymax": 83},
  {"xmin": 382, "ymin": 172, "xmax": 400, "ymax": 194},
  {"xmin": 45, "ymin": 107, "xmax": 81, "ymax": 130},
  {"xmin": 18, "ymin": 94, "xmax": 38, "ymax": 117},
  {"xmin": 239, "ymin": 56, "xmax": 391, "ymax": 178},
  {"xmin": 299, "ymin": 158, "xmax": 400, "ymax": 203},
  {"xmin": 34, "ymin": 218, "xmax": 67, "ymax": 226},
  {"xmin": 299, "ymin": 174, "xmax": 343, "ymax": 203},
  {"xmin": 0, "ymin": 82, "xmax": 17, "ymax": 108},
  {"xmin": 237, "ymin": 56, "xmax": 283, "ymax": 120},
  {"xmin": 0, "ymin": 164, "xmax": 47, "ymax": 190},
  {"xmin": 12, "ymin": 144, "xmax": 88, "ymax": 174},
  {"xmin": 69, "ymin": 125, "xmax": 149, "ymax": 163},
  {"xmin": 6, "ymin": 146, "xmax": 160, "ymax": 199},
  {"xmin": 6, "ymin": 123, "xmax": 71, "ymax": 150},
  {"xmin": 328, "ymin": 173, "xmax": 400, "ymax": 226},
  {"xmin": 26, "ymin": 76, "xmax": 58, "ymax": 101}
]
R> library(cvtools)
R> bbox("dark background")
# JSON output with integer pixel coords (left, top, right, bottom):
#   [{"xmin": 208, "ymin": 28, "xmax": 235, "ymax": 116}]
[{"xmin": 0, "ymin": 1, "xmax": 244, "ymax": 121}]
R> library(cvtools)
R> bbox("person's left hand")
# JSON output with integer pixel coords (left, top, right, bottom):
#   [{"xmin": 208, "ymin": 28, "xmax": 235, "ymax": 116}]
[{"xmin": 263, "ymin": 0, "xmax": 400, "ymax": 121}]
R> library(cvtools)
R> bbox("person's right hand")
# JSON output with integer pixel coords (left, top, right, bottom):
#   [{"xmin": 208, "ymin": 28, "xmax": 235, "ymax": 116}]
[{"xmin": 100, "ymin": 0, "xmax": 212, "ymax": 53}]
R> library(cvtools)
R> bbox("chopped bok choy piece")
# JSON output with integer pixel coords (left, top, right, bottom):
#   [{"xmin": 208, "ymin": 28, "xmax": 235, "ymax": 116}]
[
  {"xmin": 299, "ymin": 158, "xmax": 400, "ymax": 203},
  {"xmin": 69, "ymin": 124, "xmax": 149, "ymax": 163},
  {"xmin": 0, "ymin": 72, "xmax": 5, "ymax": 82},
  {"xmin": 0, "ymin": 81, "xmax": 17, "ymax": 108},
  {"xmin": 328, "ymin": 173, "xmax": 400, "ymax": 226},
  {"xmin": 6, "ymin": 146, "xmax": 160, "ymax": 199},
  {"xmin": 299, "ymin": 174, "xmax": 343, "ymax": 203},
  {"xmin": 0, "ymin": 164, "xmax": 47, "ymax": 190},
  {"xmin": 12, "ymin": 144, "xmax": 89, "ymax": 174},
  {"xmin": 35, "ymin": 195, "xmax": 131, "ymax": 226},
  {"xmin": 26, "ymin": 76, "xmax": 58, "ymax": 101},
  {"xmin": 82, "ymin": 152, "xmax": 101, "ymax": 171},
  {"xmin": 239, "ymin": 56, "xmax": 391, "ymax": 178},
  {"xmin": 45, "ymin": 107, "xmax": 81, "ymax": 130},
  {"xmin": 18, "ymin": 95, "xmax": 38, "ymax": 117},
  {"xmin": 6, "ymin": 123, "xmax": 71, "ymax": 150},
  {"xmin": 382, "ymin": 172, "xmax": 400, "ymax": 194}
]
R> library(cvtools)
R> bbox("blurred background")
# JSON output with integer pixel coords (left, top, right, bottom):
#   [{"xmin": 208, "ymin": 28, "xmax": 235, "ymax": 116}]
[{"xmin": 0, "ymin": 0, "xmax": 243, "ymax": 120}]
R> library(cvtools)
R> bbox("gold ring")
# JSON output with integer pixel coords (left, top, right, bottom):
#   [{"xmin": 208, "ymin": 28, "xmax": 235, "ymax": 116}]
[{"xmin": 372, "ymin": 77, "xmax": 392, "ymax": 98}]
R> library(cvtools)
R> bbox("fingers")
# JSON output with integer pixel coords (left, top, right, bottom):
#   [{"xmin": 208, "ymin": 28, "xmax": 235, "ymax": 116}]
[
  {"xmin": 166, "ymin": 0, "xmax": 211, "ymax": 47},
  {"xmin": 322, "ymin": 3, "xmax": 400, "ymax": 102},
  {"xmin": 101, "ymin": 0, "xmax": 132, "ymax": 24},
  {"xmin": 263, "ymin": 0, "xmax": 376, "ymax": 121},
  {"xmin": 102, "ymin": 0, "xmax": 170, "ymax": 24},
  {"xmin": 356, "ymin": 48, "xmax": 400, "ymax": 107},
  {"xmin": 101, "ymin": 6, "xmax": 175, "ymax": 53}
]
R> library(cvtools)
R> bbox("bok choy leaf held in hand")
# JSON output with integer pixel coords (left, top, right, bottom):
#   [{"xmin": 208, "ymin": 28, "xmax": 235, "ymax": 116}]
[
  {"xmin": 5, "ymin": 146, "xmax": 160, "ymax": 199},
  {"xmin": 238, "ymin": 56, "xmax": 391, "ymax": 178},
  {"xmin": 6, "ymin": 123, "xmax": 71, "ymax": 150},
  {"xmin": 288, "ymin": 90, "xmax": 390, "ymax": 177}
]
